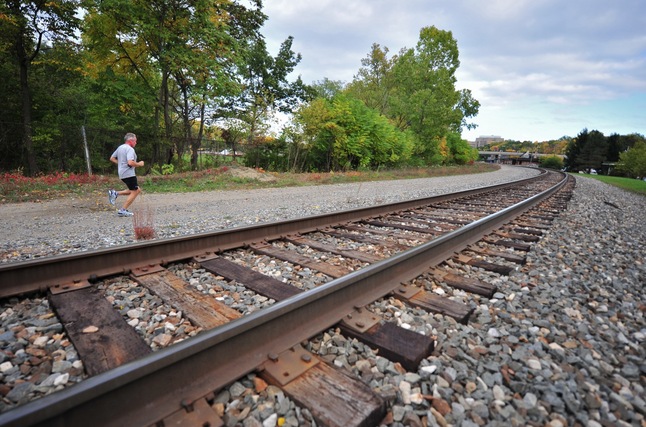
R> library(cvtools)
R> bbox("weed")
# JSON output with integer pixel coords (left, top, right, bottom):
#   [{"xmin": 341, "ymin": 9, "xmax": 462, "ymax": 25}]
[{"xmin": 133, "ymin": 205, "xmax": 156, "ymax": 240}]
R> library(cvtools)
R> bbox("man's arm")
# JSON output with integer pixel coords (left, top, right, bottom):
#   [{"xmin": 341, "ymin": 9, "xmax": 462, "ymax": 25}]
[{"xmin": 110, "ymin": 156, "xmax": 118, "ymax": 165}]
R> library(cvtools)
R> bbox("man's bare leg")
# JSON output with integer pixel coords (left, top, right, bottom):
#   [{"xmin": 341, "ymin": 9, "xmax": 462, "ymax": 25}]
[{"xmin": 122, "ymin": 188, "xmax": 141, "ymax": 210}]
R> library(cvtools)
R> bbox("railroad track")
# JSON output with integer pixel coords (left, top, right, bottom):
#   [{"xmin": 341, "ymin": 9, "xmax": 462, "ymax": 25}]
[{"xmin": 0, "ymin": 169, "xmax": 574, "ymax": 426}]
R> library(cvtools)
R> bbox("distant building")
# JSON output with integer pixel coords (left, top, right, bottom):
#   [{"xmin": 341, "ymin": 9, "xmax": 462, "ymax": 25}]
[{"xmin": 475, "ymin": 135, "xmax": 504, "ymax": 148}]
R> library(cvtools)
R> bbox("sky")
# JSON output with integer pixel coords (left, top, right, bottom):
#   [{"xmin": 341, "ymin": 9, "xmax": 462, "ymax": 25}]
[{"xmin": 259, "ymin": 0, "xmax": 646, "ymax": 142}]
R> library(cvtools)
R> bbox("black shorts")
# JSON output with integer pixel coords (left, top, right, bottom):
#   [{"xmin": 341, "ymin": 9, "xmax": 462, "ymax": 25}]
[{"xmin": 121, "ymin": 176, "xmax": 139, "ymax": 191}]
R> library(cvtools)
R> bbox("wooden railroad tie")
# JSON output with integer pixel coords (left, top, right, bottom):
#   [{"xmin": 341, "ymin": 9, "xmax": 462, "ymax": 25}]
[
  {"xmin": 383, "ymin": 215, "xmax": 444, "ymax": 230},
  {"xmin": 283, "ymin": 235, "xmax": 383, "ymax": 263},
  {"xmin": 430, "ymin": 268, "xmax": 498, "ymax": 298},
  {"xmin": 466, "ymin": 246, "xmax": 526, "ymax": 264},
  {"xmin": 393, "ymin": 283, "xmax": 474, "ymax": 324},
  {"xmin": 249, "ymin": 241, "xmax": 350, "ymax": 278},
  {"xmin": 483, "ymin": 236, "xmax": 532, "ymax": 252},
  {"xmin": 199, "ymin": 256, "xmax": 434, "ymax": 371},
  {"xmin": 494, "ymin": 230, "xmax": 540, "ymax": 243},
  {"xmin": 259, "ymin": 345, "xmax": 386, "ymax": 427},
  {"xmin": 509, "ymin": 226, "xmax": 544, "ymax": 236},
  {"xmin": 131, "ymin": 265, "xmax": 242, "ymax": 329},
  {"xmin": 48, "ymin": 286, "xmax": 151, "ymax": 377},
  {"xmin": 341, "ymin": 223, "xmax": 429, "ymax": 244},
  {"xmin": 452, "ymin": 253, "xmax": 515, "ymax": 275},
  {"xmin": 363, "ymin": 219, "xmax": 440, "ymax": 235},
  {"xmin": 323, "ymin": 228, "xmax": 411, "ymax": 252}
]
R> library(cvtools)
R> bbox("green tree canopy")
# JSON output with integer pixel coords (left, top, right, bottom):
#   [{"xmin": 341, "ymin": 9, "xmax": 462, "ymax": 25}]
[
  {"xmin": 217, "ymin": 34, "xmax": 313, "ymax": 148},
  {"xmin": 82, "ymin": 0, "xmax": 265, "ymax": 168},
  {"xmin": 346, "ymin": 43, "xmax": 395, "ymax": 117},
  {"xmin": 617, "ymin": 140, "xmax": 646, "ymax": 179},
  {"xmin": 348, "ymin": 26, "xmax": 479, "ymax": 165},
  {"xmin": 445, "ymin": 132, "xmax": 479, "ymax": 165},
  {"xmin": 0, "ymin": 0, "xmax": 81, "ymax": 175}
]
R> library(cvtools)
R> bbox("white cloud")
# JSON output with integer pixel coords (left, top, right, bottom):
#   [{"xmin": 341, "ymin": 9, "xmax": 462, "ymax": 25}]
[{"xmin": 261, "ymin": 0, "xmax": 646, "ymax": 141}]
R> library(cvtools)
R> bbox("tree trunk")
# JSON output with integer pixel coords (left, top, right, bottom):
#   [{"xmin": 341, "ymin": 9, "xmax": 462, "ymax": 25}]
[
  {"xmin": 15, "ymin": 17, "xmax": 38, "ymax": 175},
  {"xmin": 190, "ymin": 102, "xmax": 206, "ymax": 170},
  {"xmin": 19, "ymin": 60, "xmax": 37, "ymax": 175},
  {"xmin": 159, "ymin": 71, "xmax": 175, "ymax": 166}
]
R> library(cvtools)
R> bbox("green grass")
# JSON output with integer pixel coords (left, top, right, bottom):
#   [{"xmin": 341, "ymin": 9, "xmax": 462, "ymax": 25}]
[
  {"xmin": 575, "ymin": 173, "xmax": 646, "ymax": 196},
  {"xmin": 1, "ymin": 163, "xmax": 499, "ymax": 204}
]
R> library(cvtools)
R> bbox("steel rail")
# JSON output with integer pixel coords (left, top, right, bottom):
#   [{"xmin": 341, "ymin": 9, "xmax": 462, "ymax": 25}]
[
  {"xmin": 0, "ymin": 169, "xmax": 545, "ymax": 298},
  {"xmin": 0, "ymin": 171, "xmax": 568, "ymax": 427}
]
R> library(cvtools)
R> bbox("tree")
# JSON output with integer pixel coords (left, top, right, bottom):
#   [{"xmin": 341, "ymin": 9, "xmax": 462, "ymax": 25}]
[
  {"xmin": 564, "ymin": 129, "xmax": 646, "ymax": 174},
  {"xmin": 346, "ymin": 43, "xmax": 396, "ymax": 116},
  {"xmin": 82, "ymin": 0, "xmax": 265, "ymax": 170},
  {"xmin": 29, "ymin": 41, "xmax": 91, "ymax": 172},
  {"xmin": 539, "ymin": 155, "xmax": 564, "ymax": 170},
  {"xmin": 0, "ymin": 0, "xmax": 80, "ymax": 175},
  {"xmin": 0, "ymin": 31, "xmax": 23, "ymax": 171},
  {"xmin": 455, "ymin": 88, "xmax": 480, "ymax": 133},
  {"xmin": 350, "ymin": 26, "xmax": 479, "ymax": 164},
  {"xmin": 445, "ymin": 132, "xmax": 478, "ymax": 165},
  {"xmin": 220, "ymin": 35, "xmax": 313, "ymax": 153},
  {"xmin": 617, "ymin": 140, "xmax": 646, "ymax": 179},
  {"xmin": 311, "ymin": 78, "xmax": 345, "ymax": 100},
  {"xmin": 577, "ymin": 129, "xmax": 607, "ymax": 172},
  {"xmin": 564, "ymin": 128, "xmax": 588, "ymax": 172},
  {"xmin": 219, "ymin": 119, "xmax": 248, "ymax": 162}
]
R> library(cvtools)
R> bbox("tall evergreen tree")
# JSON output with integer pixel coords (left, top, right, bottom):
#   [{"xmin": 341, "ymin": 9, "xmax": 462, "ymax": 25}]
[
  {"xmin": 577, "ymin": 130, "xmax": 607, "ymax": 172},
  {"xmin": 564, "ymin": 128, "xmax": 587, "ymax": 171},
  {"xmin": 565, "ymin": 128, "xmax": 610, "ymax": 173}
]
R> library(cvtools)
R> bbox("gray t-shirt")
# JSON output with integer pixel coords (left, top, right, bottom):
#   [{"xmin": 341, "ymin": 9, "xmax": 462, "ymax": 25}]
[{"xmin": 111, "ymin": 143, "xmax": 137, "ymax": 179}]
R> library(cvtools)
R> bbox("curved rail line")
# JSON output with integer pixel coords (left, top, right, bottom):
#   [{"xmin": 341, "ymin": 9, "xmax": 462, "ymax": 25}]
[
  {"xmin": 0, "ymin": 169, "xmax": 572, "ymax": 427},
  {"xmin": 0, "ymin": 170, "xmax": 549, "ymax": 298}
]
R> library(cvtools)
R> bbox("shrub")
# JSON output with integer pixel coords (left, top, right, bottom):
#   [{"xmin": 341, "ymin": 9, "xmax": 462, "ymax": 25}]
[
  {"xmin": 161, "ymin": 164, "xmax": 175, "ymax": 175},
  {"xmin": 540, "ymin": 155, "xmax": 564, "ymax": 170}
]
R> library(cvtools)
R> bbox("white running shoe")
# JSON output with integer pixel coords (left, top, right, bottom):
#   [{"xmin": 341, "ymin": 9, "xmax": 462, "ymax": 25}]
[{"xmin": 108, "ymin": 189, "xmax": 118, "ymax": 205}]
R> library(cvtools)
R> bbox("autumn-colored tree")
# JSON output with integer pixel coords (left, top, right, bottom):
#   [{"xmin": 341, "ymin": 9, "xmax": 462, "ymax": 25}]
[{"xmin": 82, "ymin": 0, "xmax": 265, "ymax": 169}]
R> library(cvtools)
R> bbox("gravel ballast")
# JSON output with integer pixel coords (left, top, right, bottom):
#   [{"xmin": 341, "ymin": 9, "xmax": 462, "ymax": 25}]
[{"xmin": 0, "ymin": 166, "xmax": 644, "ymax": 426}]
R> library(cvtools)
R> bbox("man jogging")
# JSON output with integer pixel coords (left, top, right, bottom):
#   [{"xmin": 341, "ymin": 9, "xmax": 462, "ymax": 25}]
[{"xmin": 108, "ymin": 132, "xmax": 144, "ymax": 217}]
